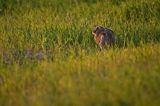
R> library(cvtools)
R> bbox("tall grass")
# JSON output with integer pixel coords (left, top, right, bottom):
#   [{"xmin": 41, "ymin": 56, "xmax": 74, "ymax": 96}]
[
  {"xmin": 0, "ymin": 0, "xmax": 160, "ymax": 50},
  {"xmin": 0, "ymin": 0, "xmax": 160, "ymax": 106}
]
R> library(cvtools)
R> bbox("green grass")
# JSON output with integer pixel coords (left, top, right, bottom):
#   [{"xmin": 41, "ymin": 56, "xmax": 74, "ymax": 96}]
[{"xmin": 0, "ymin": 0, "xmax": 160, "ymax": 106}]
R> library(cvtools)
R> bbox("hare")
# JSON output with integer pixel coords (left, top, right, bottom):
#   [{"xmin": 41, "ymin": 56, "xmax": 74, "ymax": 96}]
[{"xmin": 92, "ymin": 26, "xmax": 116, "ymax": 49}]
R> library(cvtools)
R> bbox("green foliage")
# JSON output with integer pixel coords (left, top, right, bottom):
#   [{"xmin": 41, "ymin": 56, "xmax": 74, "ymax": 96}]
[{"xmin": 0, "ymin": 0, "xmax": 160, "ymax": 106}]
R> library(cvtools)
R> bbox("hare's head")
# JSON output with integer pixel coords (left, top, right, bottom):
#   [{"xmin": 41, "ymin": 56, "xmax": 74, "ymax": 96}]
[{"xmin": 92, "ymin": 26, "xmax": 104, "ymax": 37}]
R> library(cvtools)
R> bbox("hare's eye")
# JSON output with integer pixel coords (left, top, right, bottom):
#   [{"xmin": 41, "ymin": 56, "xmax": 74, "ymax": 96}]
[{"xmin": 93, "ymin": 29, "xmax": 96, "ymax": 33}]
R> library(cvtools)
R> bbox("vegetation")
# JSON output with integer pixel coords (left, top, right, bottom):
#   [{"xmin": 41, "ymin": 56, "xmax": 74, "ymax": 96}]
[{"xmin": 0, "ymin": 0, "xmax": 160, "ymax": 106}]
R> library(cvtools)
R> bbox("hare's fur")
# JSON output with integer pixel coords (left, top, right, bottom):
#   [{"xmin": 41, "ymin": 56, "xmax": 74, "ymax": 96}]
[{"xmin": 92, "ymin": 26, "xmax": 116, "ymax": 49}]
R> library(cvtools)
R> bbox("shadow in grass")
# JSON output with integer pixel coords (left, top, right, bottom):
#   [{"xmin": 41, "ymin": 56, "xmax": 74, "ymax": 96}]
[{"xmin": 0, "ymin": 48, "xmax": 54, "ymax": 66}]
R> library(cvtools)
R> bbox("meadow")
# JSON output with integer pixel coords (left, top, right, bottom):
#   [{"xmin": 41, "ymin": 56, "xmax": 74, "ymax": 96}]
[{"xmin": 0, "ymin": 0, "xmax": 160, "ymax": 106}]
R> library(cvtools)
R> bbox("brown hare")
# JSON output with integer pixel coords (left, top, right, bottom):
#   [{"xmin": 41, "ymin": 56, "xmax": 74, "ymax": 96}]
[{"xmin": 92, "ymin": 26, "xmax": 116, "ymax": 49}]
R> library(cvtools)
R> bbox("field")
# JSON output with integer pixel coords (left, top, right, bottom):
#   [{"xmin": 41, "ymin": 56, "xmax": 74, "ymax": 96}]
[{"xmin": 0, "ymin": 0, "xmax": 160, "ymax": 106}]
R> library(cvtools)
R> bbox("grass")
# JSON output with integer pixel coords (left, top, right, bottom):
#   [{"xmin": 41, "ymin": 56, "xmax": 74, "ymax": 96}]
[{"xmin": 0, "ymin": 0, "xmax": 160, "ymax": 106}]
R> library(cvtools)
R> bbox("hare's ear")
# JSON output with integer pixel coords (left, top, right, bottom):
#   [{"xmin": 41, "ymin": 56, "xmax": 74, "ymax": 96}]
[
  {"xmin": 98, "ymin": 26, "xmax": 104, "ymax": 30},
  {"xmin": 93, "ymin": 26, "xmax": 103, "ymax": 33},
  {"xmin": 92, "ymin": 26, "xmax": 99, "ymax": 33}
]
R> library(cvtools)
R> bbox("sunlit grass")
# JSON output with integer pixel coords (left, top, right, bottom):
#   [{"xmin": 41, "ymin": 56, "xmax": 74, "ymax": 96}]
[{"xmin": 0, "ymin": 0, "xmax": 160, "ymax": 106}]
